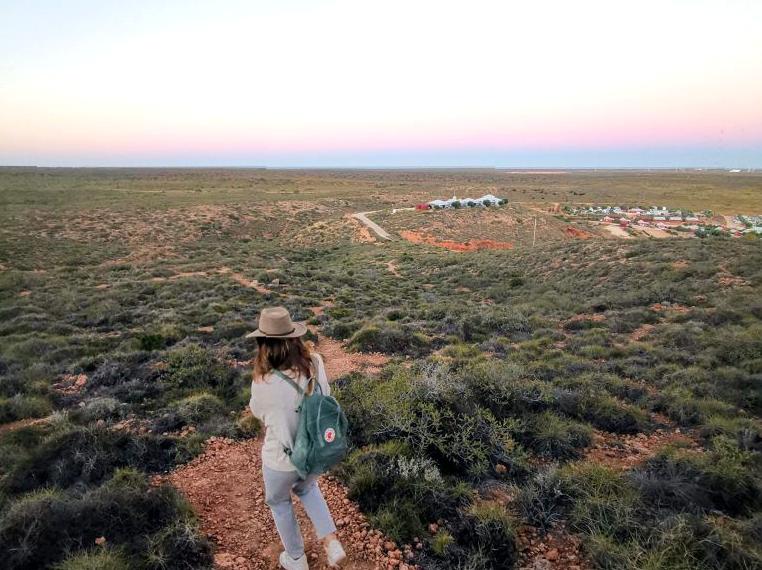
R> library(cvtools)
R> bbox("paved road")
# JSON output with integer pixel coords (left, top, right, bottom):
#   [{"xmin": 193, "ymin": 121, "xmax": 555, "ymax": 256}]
[{"xmin": 352, "ymin": 211, "xmax": 393, "ymax": 241}]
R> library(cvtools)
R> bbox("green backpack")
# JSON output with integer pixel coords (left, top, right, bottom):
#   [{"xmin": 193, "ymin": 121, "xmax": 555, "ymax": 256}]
[{"xmin": 274, "ymin": 368, "xmax": 349, "ymax": 478}]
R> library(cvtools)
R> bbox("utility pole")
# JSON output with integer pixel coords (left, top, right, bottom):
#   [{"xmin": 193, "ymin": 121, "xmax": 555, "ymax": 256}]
[{"xmin": 532, "ymin": 217, "xmax": 537, "ymax": 247}]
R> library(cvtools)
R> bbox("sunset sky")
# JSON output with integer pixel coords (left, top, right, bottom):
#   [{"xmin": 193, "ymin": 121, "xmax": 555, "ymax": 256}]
[{"xmin": 1, "ymin": 0, "xmax": 761, "ymax": 167}]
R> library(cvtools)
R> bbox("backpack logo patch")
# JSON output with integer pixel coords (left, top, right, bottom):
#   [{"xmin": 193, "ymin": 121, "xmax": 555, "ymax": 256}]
[{"xmin": 324, "ymin": 427, "xmax": 336, "ymax": 443}]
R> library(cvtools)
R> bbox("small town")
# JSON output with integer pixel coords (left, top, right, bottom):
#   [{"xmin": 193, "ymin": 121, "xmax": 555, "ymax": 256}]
[{"xmin": 564, "ymin": 205, "xmax": 762, "ymax": 237}]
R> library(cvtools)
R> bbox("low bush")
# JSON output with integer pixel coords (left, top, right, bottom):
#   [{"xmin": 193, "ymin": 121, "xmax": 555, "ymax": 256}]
[
  {"xmin": 656, "ymin": 388, "xmax": 737, "ymax": 426},
  {"xmin": 428, "ymin": 501, "xmax": 518, "ymax": 570},
  {"xmin": 1, "ymin": 425, "xmax": 183, "ymax": 495},
  {"xmin": 54, "ymin": 549, "xmax": 131, "ymax": 570},
  {"xmin": 349, "ymin": 323, "xmax": 430, "ymax": 356},
  {"xmin": 0, "ymin": 469, "xmax": 212, "ymax": 570},
  {"xmin": 631, "ymin": 437, "xmax": 762, "ymax": 516},
  {"xmin": 525, "ymin": 411, "xmax": 593, "ymax": 459},
  {"xmin": 162, "ymin": 345, "xmax": 242, "ymax": 402},
  {"xmin": 337, "ymin": 441, "xmax": 472, "ymax": 543},
  {"xmin": 152, "ymin": 392, "xmax": 225, "ymax": 434},
  {"xmin": 72, "ymin": 397, "xmax": 123, "ymax": 423},
  {"xmin": 558, "ymin": 462, "xmax": 640, "ymax": 539},
  {"xmin": 514, "ymin": 466, "xmax": 567, "ymax": 530},
  {"xmin": 0, "ymin": 394, "xmax": 52, "ymax": 423},
  {"xmin": 336, "ymin": 364, "xmax": 528, "ymax": 478}
]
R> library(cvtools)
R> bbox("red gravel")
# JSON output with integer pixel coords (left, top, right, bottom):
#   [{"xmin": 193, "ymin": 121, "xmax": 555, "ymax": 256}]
[{"xmin": 518, "ymin": 522, "xmax": 590, "ymax": 570}]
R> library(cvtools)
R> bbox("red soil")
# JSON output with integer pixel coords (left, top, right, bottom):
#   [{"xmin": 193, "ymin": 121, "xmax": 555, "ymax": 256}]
[
  {"xmin": 52, "ymin": 373, "xmax": 88, "ymax": 395},
  {"xmin": 0, "ymin": 416, "xmax": 49, "ymax": 436},
  {"xmin": 585, "ymin": 427, "xmax": 700, "ymax": 471},
  {"xmin": 649, "ymin": 303, "xmax": 690, "ymax": 314},
  {"xmin": 564, "ymin": 227, "xmax": 595, "ymax": 239},
  {"xmin": 400, "ymin": 231, "xmax": 513, "ymax": 251},
  {"xmin": 518, "ymin": 522, "xmax": 590, "ymax": 570}
]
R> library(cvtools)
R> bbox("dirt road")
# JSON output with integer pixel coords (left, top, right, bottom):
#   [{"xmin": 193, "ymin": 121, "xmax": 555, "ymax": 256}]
[{"xmin": 351, "ymin": 212, "xmax": 393, "ymax": 241}]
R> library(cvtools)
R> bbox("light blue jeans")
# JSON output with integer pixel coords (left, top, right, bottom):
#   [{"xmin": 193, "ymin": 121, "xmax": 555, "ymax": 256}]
[{"xmin": 263, "ymin": 466, "xmax": 337, "ymax": 559}]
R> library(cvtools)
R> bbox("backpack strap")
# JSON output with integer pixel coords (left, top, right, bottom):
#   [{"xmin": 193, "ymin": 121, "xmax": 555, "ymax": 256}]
[
  {"xmin": 309, "ymin": 354, "xmax": 324, "ymax": 395},
  {"xmin": 274, "ymin": 369, "xmax": 304, "ymax": 395}
]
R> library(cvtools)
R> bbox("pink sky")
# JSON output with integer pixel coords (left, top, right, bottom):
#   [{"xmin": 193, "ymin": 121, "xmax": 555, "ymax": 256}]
[{"xmin": 1, "ymin": 0, "xmax": 761, "ymax": 166}]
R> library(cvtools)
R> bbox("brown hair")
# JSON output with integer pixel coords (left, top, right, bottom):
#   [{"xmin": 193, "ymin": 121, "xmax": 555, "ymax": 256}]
[{"xmin": 254, "ymin": 337, "xmax": 315, "ymax": 392}]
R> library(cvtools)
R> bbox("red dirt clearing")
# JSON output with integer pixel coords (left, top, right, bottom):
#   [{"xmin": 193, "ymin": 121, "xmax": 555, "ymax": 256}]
[
  {"xmin": 585, "ymin": 427, "xmax": 700, "ymax": 471},
  {"xmin": 156, "ymin": 437, "xmax": 411, "ymax": 570},
  {"xmin": 564, "ymin": 227, "xmax": 595, "ymax": 239},
  {"xmin": 400, "ymin": 231, "xmax": 513, "ymax": 252}
]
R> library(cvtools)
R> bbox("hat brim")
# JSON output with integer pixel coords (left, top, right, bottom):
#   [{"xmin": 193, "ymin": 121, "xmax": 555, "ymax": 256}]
[{"xmin": 245, "ymin": 321, "xmax": 308, "ymax": 339}]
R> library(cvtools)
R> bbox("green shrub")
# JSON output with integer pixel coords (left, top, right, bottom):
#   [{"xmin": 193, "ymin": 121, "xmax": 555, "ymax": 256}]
[
  {"xmin": 0, "ymin": 394, "xmax": 52, "ymax": 423},
  {"xmin": 525, "ymin": 411, "xmax": 593, "ymax": 459},
  {"xmin": 0, "ymin": 469, "xmax": 212, "ymax": 570},
  {"xmin": 74, "ymin": 397, "xmax": 123, "ymax": 423},
  {"xmin": 1, "ymin": 425, "xmax": 184, "ymax": 495},
  {"xmin": 657, "ymin": 388, "xmax": 737, "ymax": 426},
  {"xmin": 236, "ymin": 412, "xmax": 262, "ymax": 437},
  {"xmin": 163, "ymin": 345, "xmax": 241, "ymax": 401},
  {"xmin": 453, "ymin": 501, "xmax": 518, "ymax": 570},
  {"xmin": 632, "ymin": 437, "xmax": 762, "ymax": 516},
  {"xmin": 559, "ymin": 462, "xmax": 640, "ymax": 538},
  {"xmin": 337, "ymin": 441, "xmax": 472, "ymax": 543},
  {"xmin": 349, "ymin": 323, "xmax": 430, "ymax": 355},
  {"xmin": 54, "ymin": 549, "xmax": 131, "ymax": 570},
  {"xmin": 173, "ymin": 392, "xmax": 225, "ymax": 424},
  {"xmin": 514, "ymin": 467, "xmax": 567, "ymax": 530},
  {"xmin": 431, "ymin": 529, "xmax": 455, "ymax": 556},
  {"xmin": 336, "ymin": 365, "xmax": 527, "ymax": 478}
]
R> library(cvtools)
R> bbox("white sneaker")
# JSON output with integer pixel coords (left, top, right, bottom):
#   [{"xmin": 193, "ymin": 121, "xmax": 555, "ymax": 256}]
[
  {"xmin": 279, "ymin": 551, "xmax": 309, "ymax": 570},
  {"xmin": 325, "ymin": 539, "xmax": 347, "ymax": 567}
]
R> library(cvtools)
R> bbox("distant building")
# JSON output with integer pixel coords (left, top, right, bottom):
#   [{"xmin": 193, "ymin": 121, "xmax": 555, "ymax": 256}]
[{"xmin": 427, "ymin": 194, "xmax": 505, "ymax": 209}]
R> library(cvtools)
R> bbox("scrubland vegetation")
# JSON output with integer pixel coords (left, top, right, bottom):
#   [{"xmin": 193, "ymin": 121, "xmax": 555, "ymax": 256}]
[{"xmin": 1, "ymin": 168, "xmax": 761, "ymax": 569}]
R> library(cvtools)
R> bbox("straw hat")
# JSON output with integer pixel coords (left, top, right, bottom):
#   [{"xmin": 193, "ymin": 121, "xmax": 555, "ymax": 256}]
[{"xmin": 246, "ymin": 306, "xmax": 307, "ymax": 339}]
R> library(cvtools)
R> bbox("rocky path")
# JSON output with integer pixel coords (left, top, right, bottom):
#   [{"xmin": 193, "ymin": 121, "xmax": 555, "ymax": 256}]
[{"xmin": 158, "ymin": 437, "xmax": 405, "ymax": 570}]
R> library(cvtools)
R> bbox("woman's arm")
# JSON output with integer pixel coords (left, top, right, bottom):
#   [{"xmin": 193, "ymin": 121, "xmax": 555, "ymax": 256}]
[
  {"xmin": 312, "ymin": 353, "xmax": 330, "ymax": 396},
  {"xmin": 249, "ymin": 380, "xmax": 265, "ymax": 420}
]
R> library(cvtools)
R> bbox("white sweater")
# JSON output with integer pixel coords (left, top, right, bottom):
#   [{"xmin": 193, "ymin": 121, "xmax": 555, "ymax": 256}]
[{"xmin": 249, "ymin": 353, "xmax": 330, "ymax": 472}]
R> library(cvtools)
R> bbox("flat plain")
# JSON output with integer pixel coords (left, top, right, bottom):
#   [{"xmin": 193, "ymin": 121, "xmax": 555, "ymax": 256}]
[{"xmin": 1, "ymin": 167, "xmax": 762, "ymax": 570}]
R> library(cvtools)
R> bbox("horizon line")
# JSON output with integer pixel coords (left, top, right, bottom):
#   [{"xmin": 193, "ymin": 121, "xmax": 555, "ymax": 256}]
[{"xmin": 0, "ymin": 165, "xmax": 759, "ymax": 172}]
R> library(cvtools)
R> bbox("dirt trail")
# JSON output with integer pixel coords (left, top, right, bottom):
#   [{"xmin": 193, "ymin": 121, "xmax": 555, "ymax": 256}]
[
  {"xmin": 351, "ymin": 212, "xmax": 393, "ymax": 241},
  {"xmin": 158, "ymin": 437, "xmax": 401, "ymax": 570},
  {"xmin": 0, "ymin": 416, "xmax": 50, "ymax": 436},
  {"xmin": 218, "ymin": 267, "xmax": 273, "ymax": 294},
  {"xmin": 307, "ymin": 333, "xmax": 387, "ymax": 380},
  {"xmin": 307, "ymin": 307, "xmax": 388, "ymax": 378}
]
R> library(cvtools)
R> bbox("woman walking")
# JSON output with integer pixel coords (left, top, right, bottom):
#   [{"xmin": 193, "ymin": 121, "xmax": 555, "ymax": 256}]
[{"xmin": 247, "ymin": 307, "xmax": 347, "ymax": 570}]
